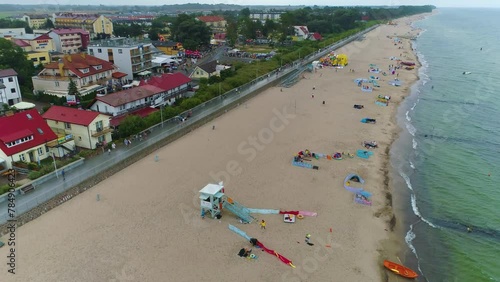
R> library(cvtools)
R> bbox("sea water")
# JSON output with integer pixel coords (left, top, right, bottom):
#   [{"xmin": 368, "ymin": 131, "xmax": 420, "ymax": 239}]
[{"xmin": 391, "ymin": 8, "xmax": 500, "ymax": 282}]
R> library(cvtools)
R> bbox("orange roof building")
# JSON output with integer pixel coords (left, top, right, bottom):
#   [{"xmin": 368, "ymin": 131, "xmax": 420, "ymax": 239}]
[{"xmin": 32, "ymin": 53, "xmax": 122, "ymax": 97}]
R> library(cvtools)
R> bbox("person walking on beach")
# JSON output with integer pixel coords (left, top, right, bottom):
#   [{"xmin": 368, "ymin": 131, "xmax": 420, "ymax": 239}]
[
  {"xmin": 305, "ymin": 234, "xmax": 314, "ymax": 245},
  {"xmin": 260, "ymin": 220, "xmax": 266, "ymax": 230}
]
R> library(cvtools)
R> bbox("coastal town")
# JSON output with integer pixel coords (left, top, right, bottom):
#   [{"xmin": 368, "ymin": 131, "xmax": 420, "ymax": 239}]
[{"xmin": 0, "ymin": 4, "xmax": 437, "ymax": 281}]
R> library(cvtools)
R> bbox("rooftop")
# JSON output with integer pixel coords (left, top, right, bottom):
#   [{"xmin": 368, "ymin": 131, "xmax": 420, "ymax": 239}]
[
  {"xmin": 42, "ymin": 105, "xmax": 106, "ymax": 126},
  {"xmin": 0, "ymin": 109, "xmax": 57, "ymax": 156},
  {"xmin": 88, "ymin": 37, "xmax": 153, "ymax": 48}
]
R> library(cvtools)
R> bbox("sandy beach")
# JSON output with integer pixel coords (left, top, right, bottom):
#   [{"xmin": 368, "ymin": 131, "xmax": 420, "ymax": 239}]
[{"xmin": 0, "ymin": 15, "xmax": 426, "ymax": 282}]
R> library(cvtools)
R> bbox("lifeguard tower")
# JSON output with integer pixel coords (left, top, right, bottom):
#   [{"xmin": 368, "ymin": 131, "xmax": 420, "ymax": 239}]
[{"xmin": 199, "ymin": 182, "xmax": 225, "ymax": 219}]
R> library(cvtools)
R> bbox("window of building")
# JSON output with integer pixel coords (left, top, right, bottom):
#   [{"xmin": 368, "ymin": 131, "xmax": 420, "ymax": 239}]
[
  {"xmin": 0, "ymin": 78, "xmax": 3, "ymax": 83},
  {"xmin": 118, "ymin": 49, "xmax": 122, "ymax": 54},
  {"xmin": 31, "ymin": 58, "xmax": 38, "ymax": 62},
  {"xmin": 8, "ymin": 77, "xmax": 13, "ymax": 82},
  {"xmin": 40, "ymin": 56, "xmax": 46, "ymax": 61},
  {"xmin": 55, "ymin": 81, "xmax": 59, "ymax": 87},
  {"xmin": 37, "ymin": 147, "xmax": 43, "ymax": 155},
  {"xmin": 98, "ymin": 135, "xmax": 105, "ymax": 142},
  {"xmin": 98, "ymin": 48, "xmax": 102, "ymax": 53},
  {"xmin": 19, "ymin": 154, "xmax": 25, "ymax": 162},
  {"xmin": 37, "ymin": 128, "xmax": 44, "ymax": 134},
  {"xmin": 11, "ymin": 88, "xmax": 16, "ymax": 93},
  {"xmin": 79, "ymin": 136, "xmax": 82, "ymax": 141},
  {"xmin": 64, "ymin": 122, "xmax": 71, "ymax": 129}
]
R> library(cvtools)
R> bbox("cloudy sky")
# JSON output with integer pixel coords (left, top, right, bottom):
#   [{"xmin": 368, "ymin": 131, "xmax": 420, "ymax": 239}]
[{"xmin": 0, "ymin": 0, "xmax": 498, "ymax": 7}]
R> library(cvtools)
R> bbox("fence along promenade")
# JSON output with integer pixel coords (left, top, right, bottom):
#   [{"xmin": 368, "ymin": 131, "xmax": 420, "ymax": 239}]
[{"xmin": 0, "ymin": 25, "xmax": 379, "ymax": 226}]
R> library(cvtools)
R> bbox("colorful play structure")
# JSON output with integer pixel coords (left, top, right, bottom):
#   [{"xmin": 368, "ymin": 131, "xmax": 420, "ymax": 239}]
[
  {"xmin": 343, "ymin": 174, "xmax": 372, "ymax": 206},
  {"xmin": 199, "ymin": 182, "xmax": 318, "ymax": 223},
  {"xmin": 319, "ymin": 51, "xmax": 348, "ymax": 67},
  {"xmin": 199, "ymin": 182, "xmax": 319, "ymax": 267},
  {"xmin": 229, "ymin": 225, "xmax": 296, "ymax": 268}
]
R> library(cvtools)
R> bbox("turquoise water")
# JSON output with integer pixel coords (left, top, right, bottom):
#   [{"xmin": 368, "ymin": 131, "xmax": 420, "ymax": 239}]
[{"xmin": 392, "ymin": 8, "xmax": 500, "ymax": 282}]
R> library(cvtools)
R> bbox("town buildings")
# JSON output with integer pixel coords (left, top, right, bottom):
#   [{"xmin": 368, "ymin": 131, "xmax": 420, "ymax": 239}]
[
  {"xmin": 0, "ymin": 69, "xmax": 23, "ymax": 106},
  {"xmin": 32, "ymin": 53, "xmax": 122, "ymax": 97},
  {"xmin": 52, "ymin": 13, "xmax": 113, "ymax": 38},
  {"xmin": 0, "ymin": 109, "xmax": 59, "ymax": 169},
  {"xmin": 87, "ymin": 38, "xmax": 155, "ymax": 80},
  {"xmin": 48, "ymin": 28, "xmax": 91, "ymax": 54},
  {"xmin": 196, "ymin": 16, "xmax": 227, "ymax": 35},
  {"xmin": 21, "ymin": 14, "xmax": 50, "ymax": 29},
  {"xmin": 11, "ymin": 33, "xmax": 55, "ymax": 66},
  {"xmin": 42, "ymin": 106, "xmax": 112, "ymax": 149}
]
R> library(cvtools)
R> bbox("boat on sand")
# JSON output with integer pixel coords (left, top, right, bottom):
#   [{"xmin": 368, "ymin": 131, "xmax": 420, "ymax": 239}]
[{"xmin": 383, "ymin": 260, "xmax": 418, "ymax": 279}]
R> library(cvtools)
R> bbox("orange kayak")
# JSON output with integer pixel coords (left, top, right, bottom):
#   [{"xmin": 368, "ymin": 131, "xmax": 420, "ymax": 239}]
[{"xmin": 384, "ymin": 260, "xmax": 418, "ymax": 279}]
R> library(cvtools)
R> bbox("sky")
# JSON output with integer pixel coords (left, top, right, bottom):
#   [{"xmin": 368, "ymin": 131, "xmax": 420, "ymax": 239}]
[{"xmin": 0, "ymin": 0, "xmax": 499, "ymax": 8}]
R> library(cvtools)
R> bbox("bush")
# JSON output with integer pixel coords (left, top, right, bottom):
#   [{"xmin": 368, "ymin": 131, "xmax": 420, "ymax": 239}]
[
  {"xmin": 78, "ymin": 149, "xmax": 95, "ymax": 158},
  {"xmin": 27, "ymin": 162, "xmax": 39, "ymax": 170},
  {"xmin": 28, "ymin": 171, "xmax": 42, "ymax": 180}
]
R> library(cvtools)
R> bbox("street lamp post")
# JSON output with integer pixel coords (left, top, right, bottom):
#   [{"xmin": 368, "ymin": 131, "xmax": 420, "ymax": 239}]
[
  {"xmin": 52, "ymin": 153, "xmax": 58, "ymax": 179},
  {"xmin": 160, "ymin": 104, "xmax": 164, "ymax": 128}
]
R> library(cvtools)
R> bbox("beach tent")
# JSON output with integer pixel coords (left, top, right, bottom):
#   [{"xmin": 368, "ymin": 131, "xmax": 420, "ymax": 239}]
[{"xmin": 356, "ymin": 150, "xmax": 373, "ymax": 159}]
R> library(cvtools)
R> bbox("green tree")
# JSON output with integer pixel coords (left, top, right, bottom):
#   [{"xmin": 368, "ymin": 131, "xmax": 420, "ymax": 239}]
[
  {"xmin": 170, "ymin": 14, "xmax": 211, "ymax": 50},
  {"xmin": 239, "ymin": 8, "xmax": 251, "ymax": 18},
  {"xmin": 0, "ymin": 38, "xmax": 35, "ymax": 91},
  {"xmin": 41, "ymin": 19, "xmax": 54, "ymax": 29},
  {"xmin": 118, "ymin": 115, "xmax": 146, "ymax": 138},
  {"xmin": 67, "ymin": 79, "xmax": 80, "ymax": 97}
]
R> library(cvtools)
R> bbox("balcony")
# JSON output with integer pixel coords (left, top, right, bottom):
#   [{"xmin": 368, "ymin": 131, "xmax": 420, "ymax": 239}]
[
  {"xmin": 91, "ymin": 126, "xmax": 113, "ymax": 137},
  {"xmin": 47, "ymin": 128, "xmax": 74, "ymax": 147}
]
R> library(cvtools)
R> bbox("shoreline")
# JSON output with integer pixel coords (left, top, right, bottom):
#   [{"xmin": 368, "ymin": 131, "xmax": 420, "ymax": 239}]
[
  {"xmin": 0, "ymin": 14, "xmax": 431, "ymax": 281},
  {"xmin": 384, "ymin": 11, "xmax": 438, "ymax": 282}
]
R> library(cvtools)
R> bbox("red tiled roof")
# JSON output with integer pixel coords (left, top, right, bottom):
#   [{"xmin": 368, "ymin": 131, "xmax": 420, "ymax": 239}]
[
  {"xmin": 197, "ymin": 16, "xmax": 225, "ymax": 23},
  {"xmin": 110, "ymin": 107, "xmax": 159, "ymax": 127},
  {"xmin": 42, "ymin": 105, "xmax": 104, "ymax": 126},
  {"xmin": 112, "ymin": 72, "xmax": 128, "ymax": 79},
  {"xmin": 0, "ymin": 109, "xmax": 57, "ymax": 156},
  {"xmin": 42, "ymin": 54, "xmax": 116, "ymax": 78},
  {"xmin": 312, "ymin": 32, "xmax": 322, "ymax": 40},
  {"xmin": 34, "ymin": 34, "xmax": 52, "ymax": 40},
  {"xmin": 0, "ymin": 69, "xmax": 18, "ymax": 78},
  {"xmin": 139, "ymin": 73, "xmax": 191, "ymax": 91},
  {"xmin": 13, "ymin": 39, "xmax": 31, "ymax": 47},
  {"xmin": 95, "ymin": 85, "xmax": 165, "ymax": 107}
]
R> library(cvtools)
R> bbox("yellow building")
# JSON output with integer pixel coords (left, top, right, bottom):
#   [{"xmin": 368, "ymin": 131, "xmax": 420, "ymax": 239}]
[
  {"xmin": 190, "ymin": 60, "xmax": 218, "ymax": 80},
  {"xmin": 22, "ymin": 14, "xmax": 50, "ymax": 29},
  {"xmin": 52, "ymin": 13, "xmax": 113, "ymax": 37},
  {"xmin": 42, "ymin": 106, "xmax": 112, "ymax": 150},
  {"xmin": 196, "ymin": 16, "xmax": 227, "ymax": 34},
  {"xmin": 152, "ymin": 41, "xmax": 184, "ymax": 56},
  {"xmin": 12, "ymin": 34, "xmax": 55, "ymax": 66}
]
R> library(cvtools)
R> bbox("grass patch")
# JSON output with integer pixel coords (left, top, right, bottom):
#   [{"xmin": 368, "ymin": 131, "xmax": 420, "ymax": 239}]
[
  {"xmin": 237, "ymin": 45, "xmax": 275, "ymax": 53},
  {"xmin": 0, "ymin": 11, "xmax": 20, "ymax": 19}
]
